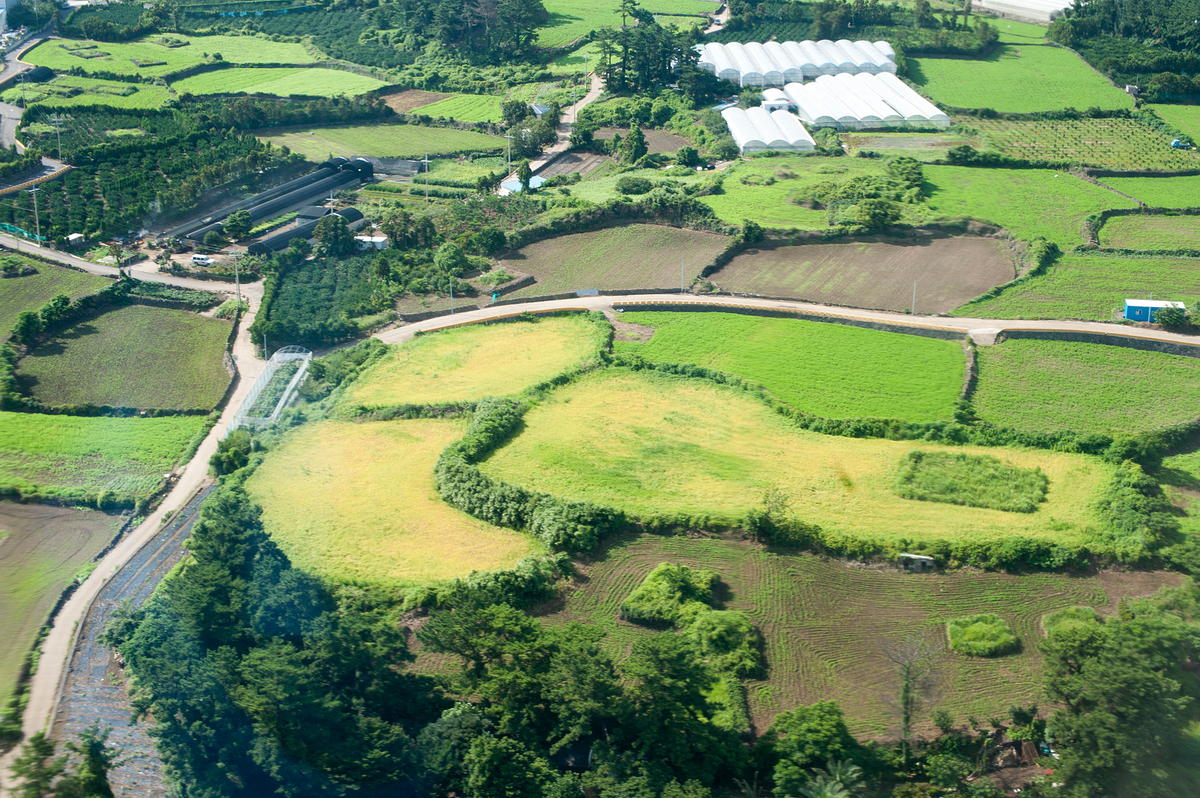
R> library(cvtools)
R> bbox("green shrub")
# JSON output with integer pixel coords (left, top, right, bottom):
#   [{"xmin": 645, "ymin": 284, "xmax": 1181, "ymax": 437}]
[
  {"xmin": 616, "ymin": 175, "xmax": 653, "ymax": 195},
  {"xmin": 947, "ymin": 613, "xmax": 1020, "ymax": 657},
  {"xmin": 894, "ymin": 450, "xmax": 1049, "ymax": 513},
  {"xmin": 618, "ymin": 562, "xmax": 715, "ymax": 625},
  {"xmin": 682, "ymin": 609, "xmax": 762, "ymax": 677},
  {"xmin": 1042, "ymin": 606, "xmax": 1103, "ymax": 638}
]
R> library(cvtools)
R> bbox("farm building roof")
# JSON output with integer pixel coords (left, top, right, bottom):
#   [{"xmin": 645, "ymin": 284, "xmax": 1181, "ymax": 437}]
[
  {"xmin": 297, "ymin": 206, "xmax": 329, "ymax": 220},
  {"xmin": 335, "ymin": 207, "xmax": 364, "ymax": 224},
  {"xmin": 1125, "ymin": 299, "xmax": 1185, "ymax": 309},
  {"xmin": 698, "ymin": 39, "xmax": 896, "ymax": 86},
  {"xmin": 500, "ymin": 175, "xmax": 548, "ymax": 193}
]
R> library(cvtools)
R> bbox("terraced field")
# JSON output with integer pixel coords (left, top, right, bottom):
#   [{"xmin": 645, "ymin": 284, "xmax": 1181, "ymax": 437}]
[
  {"xmin": 1099, "ymin": 215, "xmax": 1200, "ymax": 249},
  {"xmin": 171, "ymin": 68, "xmax": 385, "ymax": 98},
  {"xmin": 482, "ymin": 369, "xmax": 1112, "ymax": 546},
  {"xmin": 23, "ymin": 35, "xmax": 312, "ymax": 77},
  {"xmin": 246, "ymin": 418, "xmax": 542, "ymax": 586},
  {"xmin": 0, "ymin": 259, "xmax": 110, "ymax": 340},
  {"xmin": 262, "ymin": 123, "xmax": 502, "ymax": 160},
  {"xmin": 542, "ymin": 534, "xmax": 1180, "ymax": 735},
  {"xmin": 1101, "ymin": 175, "xmax": 1200, "ymax": 208}
]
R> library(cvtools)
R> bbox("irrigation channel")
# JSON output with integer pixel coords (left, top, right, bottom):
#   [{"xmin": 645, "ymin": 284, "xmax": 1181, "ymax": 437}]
[{"xmin": 51, "ymin": 483, "xmax": 216, "ymax": 798}]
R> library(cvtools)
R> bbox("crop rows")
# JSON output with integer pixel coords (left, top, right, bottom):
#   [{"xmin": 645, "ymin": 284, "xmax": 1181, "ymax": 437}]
[
  {"xmin": 972, "ymin": 117, "xmax": 1199, "ymax": 171},
  {"xmin": 1099, "ymin": 215, "xmax": 1200, "ymax": 249},
  {"xmin": 0, "ymin": 259, "xmax": 110, "ymax": 340},
  {"xmin": 1101, "ymin": 174, "xmax": 1200, "ymax": 208}
]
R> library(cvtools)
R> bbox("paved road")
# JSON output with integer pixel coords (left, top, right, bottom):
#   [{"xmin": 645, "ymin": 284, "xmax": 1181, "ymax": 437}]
[
  {"xmin": 0, "ymin": 238, "xmax": 266, "ymax": 798},
  {"xmin": 51, "ymin": 484, "xmax": 217, "ymax": 798},
  {"xmin": 375, "ymin": 292, "xmax": 1200, "ymax": 350}
]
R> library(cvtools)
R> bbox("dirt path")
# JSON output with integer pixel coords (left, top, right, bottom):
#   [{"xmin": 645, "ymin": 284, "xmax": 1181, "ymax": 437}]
[
  {"xmin": 703, "ymin": 2, "xmax": 731, "ymax": 35},
  {"xmin": 0, "ymin": 241, "xmax": 266, "ymax": 798},
  {"xmin": 374, "ymin": 292, "xmax": 1200, "ymax": 351},
  {"xmin": 499, "ymin": 72, "xmax": 605, "ymax": 191}
]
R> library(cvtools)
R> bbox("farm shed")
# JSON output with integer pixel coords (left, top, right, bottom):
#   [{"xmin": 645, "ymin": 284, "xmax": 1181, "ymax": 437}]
[
  {"xmin": 355, "ymin": 235, "xmax": 388, "ymax": 251},
  {"xmin": 698, "ymin": 39, "xmax": 896, "ymax": 86},
  {"xmin": 761, "ymin": 88, "xmax": 794, "ymax": 111},
  {"xmin": 1124, "ymin": 299, "xmax": 1184, "ymax": 322},
  {"xmin": 722, "ymin": 107, "xmax": 814, "ymax": 153}
]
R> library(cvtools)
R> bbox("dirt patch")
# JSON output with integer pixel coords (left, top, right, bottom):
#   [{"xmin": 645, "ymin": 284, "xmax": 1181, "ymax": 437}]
[
  {"xmin": 384, "ymin": 89, "xmax": 451, "ymax": 114},
  {"xmin": 710, "ymin": 234, "xmax": 1016, "ymax": 313},
  {"xmin": 1092, "ymin": 568, "xmax": 1186, "ymax": 615},
  {"xmin": 593, "ymin": 126, "xmax": 690, "ymax": 154},
  {"xmin": 611, "ymin": 319, "xmax": 656, "ymax": 342}
]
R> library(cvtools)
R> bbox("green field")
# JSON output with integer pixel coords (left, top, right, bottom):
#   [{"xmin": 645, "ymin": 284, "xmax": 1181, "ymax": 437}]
[
  {"xmin": 0, "ymin": 502, "xmax": 122, "ymax": 707},
  {"xmin": 1099, "ymin": 215, "xmax": 1200, "ymax": 249},
  {"xmin": 924, "ymin": 165, "xmax": 1136, "ymax": 247},
  {"xmin": 23, "ymin": 34, "xmax": 312, "ymax": 77},
  {"xmin": 24, "ymin": 75, "xmax": 172, "ymax": 110},
  {"xmin": 972, "ymin": 339, "xmax": 1200, "ymax": 436},
  {"xmin": 1159, "ymin": 447, "xmax": 1200, "ymax": 536},
  {"xmin": 262, "ymin": 123, "xmax": 502, "ymax": 160},
  {"xmin": 171, "ymin": 67, "xmax": 385, "ymax": 98},
  {"xmin": 1100, "ymin": 175, "xmax": 1200, "ymax": 208},
  {"xmin": 482, "ymin": 368, "xmax": 1112, "ymax": 544},
  {"xmin": 343, "ymin": 315, "xmax": 604, "ymax": 408},
  {"xmin": 0, "ymin": 259, "xmax": 110, "ymax": 341},
  {"xmin": 911, "ymin": 46, "xmax": 1131, "ymax": 113},
  {"xmin": 246, "ymin": 419, "xmax": 542, "ymax": 586},
  {"xmin": 502, "ymin": 225, "xmax": 729, "ymax": 298},
  {"xmin": 537, "ymin": 0, "xmax": 713, "ymax": 47},
  {"xmin": 543, "ymin": 534, "xmax": 1171, "ymax": 736},
  {"xmin": 0, "ymin": 412, "xmax": 206, "ymax": 496},
  {"xmin": 955, "ymin": 253, "xmax": 1200, "ymax": 319},
  {"xmin": 995, "ymin": 19, "xmax": 1049, "ymax": 43},
  {"xmin": 1149, "ymin": 104, "xmax": 1200, "ymax": 144},
  {"xmin": 972, "ymin": 117, "xmax": 1199, "ymax": 171},
  {"xmin": 612, "ymin": 311, "xmax": 964, "ymax": 421},
  {"xmin": 426, "ymin": 156, "xmax": 505, "ymax": 182},
  {"xmin": 842, "ymin": 131, "xmax": 972, "ymax": 162},
  {"xmin": 568, "ymin": 165, "xmax": 706, "ymax": 206},
  {"xmin": 16, "ymin": 305, "xmax": 231, "ymax": 410},
  {"xmin": 415, "ymin": 93, "xmax": 505, "ymax": 122}
]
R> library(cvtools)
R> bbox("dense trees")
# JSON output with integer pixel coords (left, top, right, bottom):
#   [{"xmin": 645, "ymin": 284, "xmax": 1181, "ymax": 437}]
[
  {"xmin": 9, "ymin": 726, "xmax": 121, "ymax": 798},
  {"xmin": 595, "ymin": 0, "xmax": 702, "ymax": 94}
]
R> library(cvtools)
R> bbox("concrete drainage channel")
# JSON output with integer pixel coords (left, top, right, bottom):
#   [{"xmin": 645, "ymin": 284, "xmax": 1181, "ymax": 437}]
[{"xmin": 49, "ymin": 483, "xmax": 217, "ymax": 798}]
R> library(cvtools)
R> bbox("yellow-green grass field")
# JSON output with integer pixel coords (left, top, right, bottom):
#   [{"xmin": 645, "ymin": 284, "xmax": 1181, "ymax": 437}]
[
  {"xmin": 16, "ymin": 305, "xmax": 232, "ymax": 410},
  {"xmin": 910, "ymin": 46, "xmax": 1131, "ymax": 113},
  {"xmin": 10, "ymin": 75, "xmax": 172, "ymax": 110},
  {"xmin": 1100, "ymin": 175, "xmax": 1200, "ymax": 209},
  {"xmin": 415, "ymin": 94, "xmax": 505, "ymax": 123},
  {"xmin": 543, "ymin": 534, "xmax": 1181, "ymax": 736},
  {"xmin": 1149, "ymin": 104, "xmax": 1200, "ymax": 145},
  {"xmin": 1099, "ymin": 215, "xmax": 1200, "ymax": 249},
  {"xmin": 246, "ymin": 419, "xmax": 542, "ymax": 586},
  {"xmin": 973, "ymin": 339, "xmax": 1200, "ymax": 436},
  {"xmin": 538, "ymin": 0, "xmax": 713, "ymax": 47},
  {"xmin": 482, "ymin": 369, "xmax": 1113, "ymax": 545},
  {"xmin": 923, "ymin": 165, "xmax": 1136, "ymax": 247},
  {"xmin": 0, "ymin": 502, "xmax": 122, "ymax": 707},
  {"xmin": 0, "ymin": 412, "xmax": 206, "ymax": 496},
  {"xmin": 23, "ymin": 35, "xmax": 312, "ymax": 77},
  {"xmin": 171, "ymin": 67, "xmax": 385, "ymax": 98},
  {"xmin": 501, "ymin": 225, "xmax": 729, "ymax": 299},
  {"xmin": 343, "ymin": 315, "xmax": 604, "ymax": 408},
  {"xmin": 1159, "ymin": 447, "xmax": 1200, "ymax": 537},
  {"xmin": 0, "ymin": 258, "xmax": 110, "ymax": 340},
  {"xmin": 612, "ymin": 311, "xmax": 964, "ymax": 421},
  {"xmin": 261, "ymin": 123, "xmax": 502, "ymax": 161},
  {"xmin": 954, "ymin": 253, "xmax": 1200, "ymax": 319}
]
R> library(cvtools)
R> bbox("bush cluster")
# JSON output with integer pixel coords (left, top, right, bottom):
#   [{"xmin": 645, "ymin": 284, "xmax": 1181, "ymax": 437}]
[
  {"xmin": 947, "ymin": 613, "xmax": 1020, "ymax": 657},
  {"xmin": 894, "ymin": 450, "xmax": 1049, "ymax": 513}
]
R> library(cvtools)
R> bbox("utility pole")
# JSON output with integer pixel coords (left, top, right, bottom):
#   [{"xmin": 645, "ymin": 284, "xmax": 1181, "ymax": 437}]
[
  {"xmin": 49, "ymin": 113, "xmax": 63, "ymax": 162},
  {"xmin": 504, "ymin": 134, "xmax": 515, "ymax": 176},
  {"xmin": 232, "ymin": 250, "xmax": 241, "ymax": 308},
  {"xmin": 27, "ymin": 187, "xmax": 39, "ymax": 245},
  {"xmin": 422, "ymin": 153, "xmax": 431, "ymax": 203},
  {"xmin": 681, "ymin": 258, "xmax": 685, "ymax": 293},
  {"xmin": 911, "ymin": 281, "xmax": 917, "ymax": 314}
]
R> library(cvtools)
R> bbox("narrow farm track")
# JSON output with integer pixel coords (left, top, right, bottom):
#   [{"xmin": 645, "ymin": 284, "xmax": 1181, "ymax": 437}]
[{"xmin": 0, "ymin": 237, "xmax": 266, "ymax": 798}]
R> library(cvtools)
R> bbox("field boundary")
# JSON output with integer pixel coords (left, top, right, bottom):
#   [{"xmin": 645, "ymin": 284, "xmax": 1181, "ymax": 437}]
[{"xmin": 998, "ymin": 328, "xmax": 1200, "ymax": 358}]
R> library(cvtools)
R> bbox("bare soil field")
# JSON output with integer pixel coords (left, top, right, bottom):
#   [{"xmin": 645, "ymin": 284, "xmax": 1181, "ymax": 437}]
[
  {"xmin": 593, "ymin": 126, "xmax": 690, "ymax": 154},
  {"xmin": 500, "ymin": 224, "xmax": 729, "ymax": 298},
  {"xmin": 709, "ymin": 235, "xmax": 1015, "ymax": 313},
  {"xmin": 0, "ymin": 502, "xmax": 123, "ymax": 706},
  {"xmin": 383, "ymin": 89, "xmax": 450, "ymax": 113},
  {"xmin": 539, "ymin": 533, "xmax": 1185, "ymax": 737}
]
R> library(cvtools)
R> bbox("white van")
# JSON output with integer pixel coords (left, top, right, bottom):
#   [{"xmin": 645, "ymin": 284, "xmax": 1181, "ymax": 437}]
[{"xmin": 191, "ymin": 255, "xmax": 215, "ymax": 266}]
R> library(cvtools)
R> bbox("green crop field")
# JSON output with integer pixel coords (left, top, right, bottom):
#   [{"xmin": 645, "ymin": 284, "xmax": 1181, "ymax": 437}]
[
  {"xmin": 538, "ymin": 0, "xmax": 713, "ymax": 47},
  {"xmin": 15, "ymin": 75, "xmax": 171, "ymax": 110},
  {"xmin": 972, "ymin": 339, "xmax": 1200, "ymax": 436},
  {"xmin": 343, "ymin": 315, "xmax": 604, "ymax": 408},
  {"xmin": 924, "ymin": 165, "xmax": 1136, "ymax": 247},
  {"xmin": 1100, "ymin": 175, "xmax": 1200, "ymax": 208},
  {"xmin": 246, "ymin": 419, "xmax": 542, "ymax": 586},
  {"xmin": 567, "ymin": 166, "xmax": 706, "ymax": 205},
  {"xmin": 954, "ymin": 253, "xmax": 1200, "ymax": 319},
  {"xmin": 0, "ymin": 259, "xmax": 110, "ymax": 340},
  {"xmin": 426, "ymin": 156, "xmax": 505, "ymax": 182},
  {"xmin": 16, "ymin": 305, "xmax": 231, "ymax": 410},
  {"xmin": 482, "ymin": 368, "xmax": 1112, "ymax": 545},
  {"xmin": 23, "ymin": 34, "xmax": 312, "ymax": 77},
  {"xmin": 501, "ymin": 225, "xmax": 728, "ymax": 298},
  {"xmin": 171, "ymin": 67, "xmax": 385, "ymax": 98},
  {"xmin": 612, "ymin": 311, "xmax": 964, "ymax": 421},
  {"xmin": 1149, "ymin": 104, "xmax": 1200, "ymax": 144},
  {"xmin": 539, "ymin": 534, "xmax": 1175, "ymax": 735},
  {"xmin": 0, "ymin": 412, "xmax": 206, "ymax": 496},
  {"xmin": 842, "ymin": 131, "xmax": 972, "ymax": 162},
  {"xmin": 972, "ymin": 117, "xmax": 1200, "ymax": 171},
  {"xmin": 1159, "ymin": 447, "xmax": 1200, "ymax": 537},
  {"xmin": 262, "ymin": 123, "xmax": 502, "ymax": 161},
  {"xmin": 0, "ymin": 502, "xmax": 122, "ymax": 707},
  {"xmin": 910, "ymin": 46, "xmax": 1131, "ymax": 113},
  {"xmin": 415, "ymin": 93, "xmax": 505, "ymax": 122},
  {"xmin": 1099, "ymin": 215, "xmax": 1200, "ymax": 249},
  {"xmin": 995, "ymin": 19, "xmax": 1048, "ymax": 43}
]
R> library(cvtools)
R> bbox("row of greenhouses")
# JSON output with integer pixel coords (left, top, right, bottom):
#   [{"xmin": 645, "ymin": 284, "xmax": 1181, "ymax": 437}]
[
  {"xmin": 721, "ymin": 107, "xmax": 816, "ymax": 154},
  {"xmin": 697, "ymin": 40, "xmax": 897, "ymax": 86},
  {"xmin": 780, "ymin": 73, "xmax": 951, "ymax": 130}
]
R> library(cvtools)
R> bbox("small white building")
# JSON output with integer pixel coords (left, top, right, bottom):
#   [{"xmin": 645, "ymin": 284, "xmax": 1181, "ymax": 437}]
[{"xmin": 355, "ymin": 235, "xmax": 388, "ymax": 251}]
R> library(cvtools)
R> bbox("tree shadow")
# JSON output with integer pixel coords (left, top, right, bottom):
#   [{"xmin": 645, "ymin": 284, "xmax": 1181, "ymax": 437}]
[{"xmin": 541, "ymin": 11, "xmax": 583, "ymax": 31}]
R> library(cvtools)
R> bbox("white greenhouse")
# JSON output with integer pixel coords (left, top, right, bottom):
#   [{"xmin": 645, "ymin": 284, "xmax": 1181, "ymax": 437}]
[
  {"xmin": 761, "ymin": 88, "xmax": 793, "ymax": 111},
  {"xmin": 698, "ymin": 39, "xmax": 896, "ymax": 86},
  {"xmin": 976, "ymin": 0, "xmax": 1069, "ymax": 22},
  {"xmin": 780, "ymin": 74, "xmax": 950, "ymax": 130},
  {"xmin": 722, "ymin": 107, "xmax": 815, "ymax": 154}
]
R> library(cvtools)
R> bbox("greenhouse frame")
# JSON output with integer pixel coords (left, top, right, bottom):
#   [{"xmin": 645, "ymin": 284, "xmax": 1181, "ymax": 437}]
[
  {"xmin": 722, "ymin": 107, "xmax": 815, "ymax": 154},
  {"xmin": 698, "ymin": 39, "xmax": 897, "ymax": 86}
]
